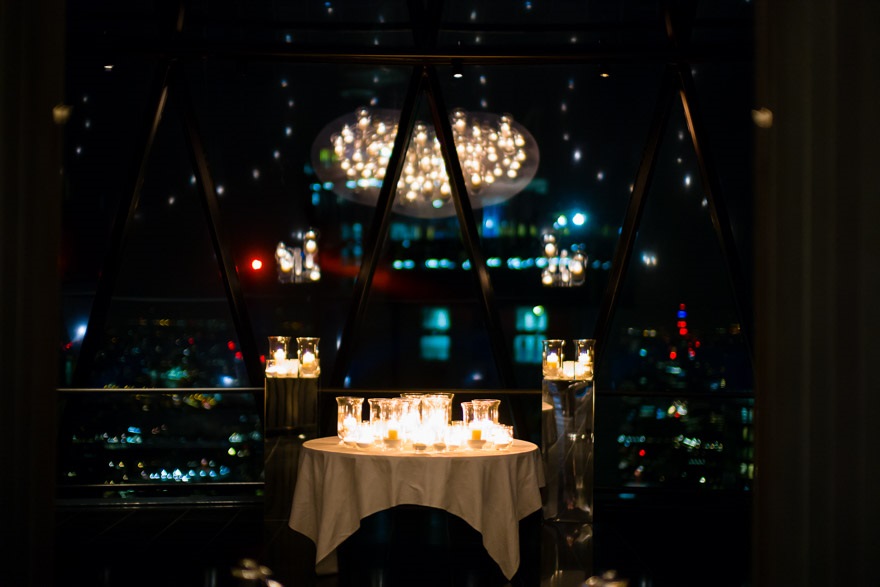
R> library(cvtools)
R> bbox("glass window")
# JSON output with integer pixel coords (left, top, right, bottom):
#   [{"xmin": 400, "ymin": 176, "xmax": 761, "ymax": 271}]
[
  {"xmin": 598, "ymin": 99, "xmax": 753, "ymax": 393},
  {"xmin": 595, "ymin": 394, "xmax": 754, "ymax": 491}
]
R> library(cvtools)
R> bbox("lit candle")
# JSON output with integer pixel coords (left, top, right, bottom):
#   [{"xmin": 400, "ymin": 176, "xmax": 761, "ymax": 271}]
[
  {"xmin": 546, "ymin": 351, "xmax": 559, "ymax": 370},
  {"xmin": 387, "ymin": 425, "xmax": 399, "ymax": 441},
  {"xmin": 273, "ymin": 348, "xmax": 286, "ymax": 362},
  {"xmin": 343, "ymin": 416, "xmax": 357, "ymax": 438},
  {"xmin": 471, "ymin": 428, "xmax": 482, "ymax": 441},
  {"xmin": 302, "ymin": 350, "xmax": 315, "ymax": 366},
  {"xmin": 578, "ymin": 350, "xmax": 593, "ymax": 380}
]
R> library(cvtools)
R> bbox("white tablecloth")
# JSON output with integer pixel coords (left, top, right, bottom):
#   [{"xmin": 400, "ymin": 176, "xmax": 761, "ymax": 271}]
[{"xmin": 288, "ymin": 436, "xmax": 545, "ymax": 580}]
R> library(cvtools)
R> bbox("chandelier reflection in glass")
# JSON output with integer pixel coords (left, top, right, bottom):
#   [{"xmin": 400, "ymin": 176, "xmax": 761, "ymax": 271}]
[
  {"xmin": 311, "ymin": 107, "xmax": 539, "ymax": 218},
  {"xmin": 276, "ymin": 229, "xmax": 320, "ymax": 283},
  {"xmin": 541, "ymin": 233, "xmax": 587, "ymax": 287}
]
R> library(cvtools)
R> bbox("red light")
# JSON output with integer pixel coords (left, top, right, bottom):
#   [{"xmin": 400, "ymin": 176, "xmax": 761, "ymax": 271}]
[
  {"xmin": 227, "ymin": 341, "xmax": 236, "ymax": 351},
  {"xmin": 669, "ymin": 350, "xmax": 677, "ymax": 360},
  {"xmin": 674, "ymin": 412, "xmax": 681, "ymax": 419},
  {"xmin": 638, "ymin": 449, "xmax": 646, "ymax": 457},
  {"xmin": 695, "ymin": 340, "xmax": 701, "ymax": 348},
  {"xmin": 188, "ymin": 337, "xmax": 194, "ymax": 345},
  {"xmin": 259, "ymin": 354, "xmax": 266, "ymax": 364},
  {"xmin": 688, "ymin": 348, "xmax": 696, "ymax": 358},
  {"xmin": 679, "ymin": 328, "xmax": 688, "ymax": 336},
  {"xmin": 677, "ymin": 320, "xmax": 687, "ymax": 328},
  {"xmin": 234, "ymin": 351, "xmax": 243, "ymax": 360},
  {"xmin": 251, "ymin": 258, "xmax": 263, "ymax": 270},
  {"xmin": 679, "ymin": 303, "xmax": 686, "ymax": 310}
]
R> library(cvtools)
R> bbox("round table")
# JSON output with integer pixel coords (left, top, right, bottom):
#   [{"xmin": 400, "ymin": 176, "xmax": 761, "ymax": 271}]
[{"xmin": 288, "ymin": 436, "xmax": 544, "ymax": 580}]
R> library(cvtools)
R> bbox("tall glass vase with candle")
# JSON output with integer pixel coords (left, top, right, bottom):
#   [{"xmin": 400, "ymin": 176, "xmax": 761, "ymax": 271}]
[
  {"xmin": 542, "ymin": 339, "xmax": 565, "ymax": 379},
  {"xmin": 264, "ymin": 336, "xmax": 316, "ymax": 436},
  {"xmin": 573, "ymin": 339, "xmax": 595, "ymax": 381},
  {"xmin": 335, "ymin": 396, "xmax": 364, "ymax": 444},
  {"xmin": 297, "ymin": 337, "xmax": 320, "ymax": 378},
  {"xmin": 541, "ymin": 339, "xmax": 596, "ymax": 577}
]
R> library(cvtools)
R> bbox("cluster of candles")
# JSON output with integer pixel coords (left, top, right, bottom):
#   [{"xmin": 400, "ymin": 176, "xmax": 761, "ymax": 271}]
[
  {"xmin": 336, "ymin": 394, "xmax": 515, "ymax": 452},
  {"xmin": 542, "ymin": 338, "xmax": 595, "ymax": 380},
  {"xmin": 264, "ymin": 336, "xmax": 320, "ymax": 378}
]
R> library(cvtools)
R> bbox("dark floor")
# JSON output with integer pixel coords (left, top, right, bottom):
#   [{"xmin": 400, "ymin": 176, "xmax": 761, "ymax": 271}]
[{"xmin": 55, "ymin": 435, "xmax": 752, "ymax": 587}]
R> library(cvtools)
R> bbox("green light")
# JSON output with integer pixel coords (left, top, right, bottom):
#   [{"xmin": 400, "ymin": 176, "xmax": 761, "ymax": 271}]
[{"xmin": 532, "ymin": 305, "xmax": 545, "ymax": 316}]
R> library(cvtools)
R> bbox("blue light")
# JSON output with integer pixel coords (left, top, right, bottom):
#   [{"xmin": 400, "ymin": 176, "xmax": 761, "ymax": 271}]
[
  {"xmin": 392, "ymin": 260, "xmax": 403, "ymax": 270},
  {"xmin": 677, "ymin": 310, "xmax": 687, "ymax": 319},
  {"xmin": 323, "ymin": 182, "xmax": 334, "ymax": 190},
  {"xmin": 535, "ymin": 257, "xmax": 548, "ymax": 268},
  {"xmin": 485, "ymin": 218, "xmax": 495, "ymax": 230},
  {"xmin": 592, "ymin": 260, "xmax": 601, "ymax": 269},
  {"xmin": 507, "ymin": 257, "xmax": 522, "ymax": 269},
  {"xmin": 556, "ymin": 214, "xmax": 568, "ymax": 227},
  {"xmin": 220, "ymin": 375, "xmax": 235, "ymax": 387},
  {"xmin": 75, "ymin": 324, "xmax": 87, "ymax": 340},
  {"xmin": 312, "ymin": 193, "xmax": 321, "ymax": 206},
  {"xmin": 310, "ymin": 183, "xmax": 321, "ymax": 191},
  {"xmin": 432, "ymin": 199, "xmax": 444, "ymax": 208},
  {"xmin": 572, "ymin": 212, "xmax": 586, "ymax": 226},
  {"xmin": 462, "ymin": 260, "xmax": 471, "ymax": 270},
  {"xmin": 639, "ymin": 348, "xmax": 647, "ymax": 357},
  {"xmin": 425, "ymin": 258, "xmax": 439, "ymax": 269},
  {"xmin": 487, "ymin": 257, "xmax": 502, "ymax": 267},
  {"xmin": 403, "ymin": 260, "xmax": 415, "ymax": 269},
  {"xmin": 127, "ymin": 427, "xmax": 141, "ymax": 434}
]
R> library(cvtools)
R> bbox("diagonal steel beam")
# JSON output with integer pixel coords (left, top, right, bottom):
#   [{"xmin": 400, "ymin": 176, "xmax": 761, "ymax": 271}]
[
  {"xmin": 592, "ymin": 67, "xmax": 677, "ymax": 363},
  {"xmin": 174, "ymin": 70, "xmax": 263, "ymax": 391},
  {"xmin": 677, "ymin": 66, "xmax": 755, "ymax": 363},
  {"xmin": 329, "ymin": 67, "xmax": 425, "ymax": 387},
  {"xmin": 424, "ymin": 65, "xmax": 516, "ymax": 388},
  {"xmin": 73, "ymin": 60, "xmax": 173, "ymax": 386}
]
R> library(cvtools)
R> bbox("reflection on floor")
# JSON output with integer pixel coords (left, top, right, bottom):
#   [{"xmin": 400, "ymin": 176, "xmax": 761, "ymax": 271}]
[{"xmin": 55, "ymin": 435, "xmax": 751, "ymax": 586}]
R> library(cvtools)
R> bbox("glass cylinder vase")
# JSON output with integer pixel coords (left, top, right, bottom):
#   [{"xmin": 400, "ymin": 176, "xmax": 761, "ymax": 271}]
[
  {"xmin": 297, "ymin": 337, "xmax": 320, "ymax": 378},
  {"xmin": 336, "ymin": 396, "xmax": 364, "ymax": 442},
  {"xmin": 542, "ymin": 339, "xmax": 565, "ymax": 379}
]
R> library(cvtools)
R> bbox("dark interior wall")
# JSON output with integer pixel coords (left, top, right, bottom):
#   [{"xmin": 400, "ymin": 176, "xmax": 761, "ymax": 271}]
[
  {"xmin": 0, "ymin": 0, "xmax": 65, "ymax": 585},
  {"xmin": 754, "ymin": 1, "xmax": 880, "ymax": 585}
]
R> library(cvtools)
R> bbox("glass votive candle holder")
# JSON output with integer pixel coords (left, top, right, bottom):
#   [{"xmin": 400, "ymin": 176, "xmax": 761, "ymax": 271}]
[
  {"xmin": 445, "ymin": 421, "xmax": 465, "ymax": 451},
  {"xmin": 266, "ymin": 336, "xmax": 292, "ymax": 376},
  {"xmin": 297, "ymin": 337, "xmax": 320, "ymax": 378},
  {"xmin": 355, "ymin": 421, "xmax": 374, "ymax": 450},
  {"xmin": 336, "ymin": 396, "xmax": 364, "ymax": 442},
  {"xmin": 461, "ymin": 402, "xmax": 474, "ymax": 426},
  {"xmin": 574, "ymin": 338, "xmax": 595, "ymax": 380},
  {"xmin": 542, "ymin": 339, "xmax": 565, "ymax": 378},
  {"xmin": 473, "ymin": 398, "xmax": 500, "ymax": 424},
  {"xmin": 492, "ymin": 425, "xmax": 514, "ymax": 450}
]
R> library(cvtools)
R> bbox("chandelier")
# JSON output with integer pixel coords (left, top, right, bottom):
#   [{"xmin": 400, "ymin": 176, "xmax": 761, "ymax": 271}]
[
  {"xmin": 311, "ymin": 107, "xmax": 539, "ymax": 218},
  {"xmin": 541, "ymin": 233, "xmax": 587, "ymax": 287},
  {"xmin": 275, "ymin": 229, "xmax": 321, "ymax": 283}
]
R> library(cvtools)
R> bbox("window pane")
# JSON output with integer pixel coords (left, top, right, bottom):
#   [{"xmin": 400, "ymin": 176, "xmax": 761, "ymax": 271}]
[
  {"xmin": 595, "ymin": 394, "xmax": 754, "ymax": 491},
  {"xmin": 57, "ymin": 390, "xmax": 263, "ymax": 496},
  {"xmin": 187, "ymin": 61, "xmax": 416, "ymax": 380},
  {"xmin": 598, "ymin": 98, "xmax": 753, "ymax": 393},
  {"xmin": 61, "ymin": 56, "xmax": 158, "ymax": 383},
  {"xmin": 438, "ymin": 63, "xmax": 664, "ymax": 387}
]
